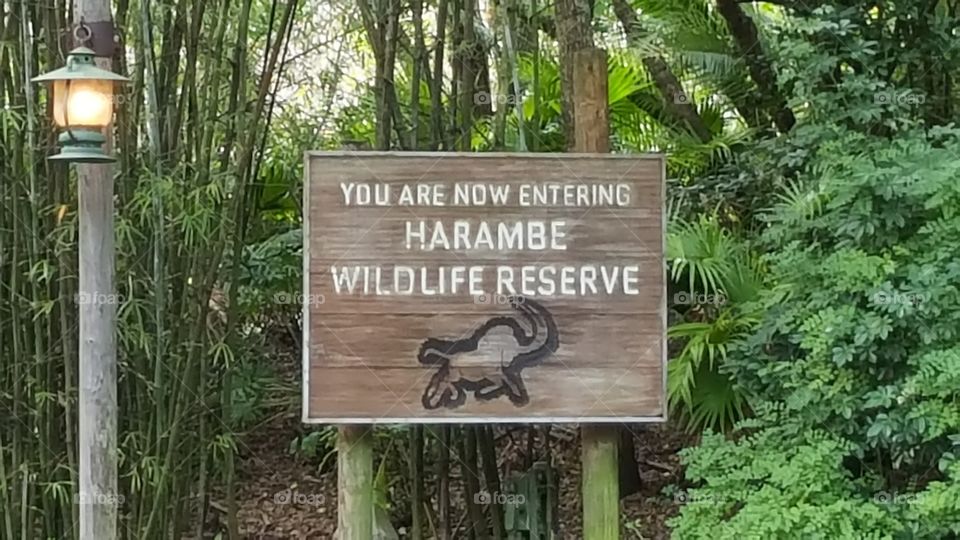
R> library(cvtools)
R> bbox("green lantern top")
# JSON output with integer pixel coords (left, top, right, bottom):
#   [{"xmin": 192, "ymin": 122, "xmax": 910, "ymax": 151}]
[{"xmin": 32, "ymin": 47, "xmax": 129, "ymax": 83}]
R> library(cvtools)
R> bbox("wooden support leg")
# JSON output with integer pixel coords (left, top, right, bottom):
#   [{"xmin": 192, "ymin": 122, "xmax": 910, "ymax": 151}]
[
  {"xmin": 337, "ymin": 425, "xmax": 373, "ymax": 540},
  {"xmin": 581, "ymin": 424, "xmax": 619, "ymax": 540},
  {"xmin": 572, "ymin": 47, "xmax": 620, "ymax": 540}
]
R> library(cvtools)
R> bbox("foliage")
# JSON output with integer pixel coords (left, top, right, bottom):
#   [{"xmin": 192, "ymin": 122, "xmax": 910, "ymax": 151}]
[
  {"xmin": 672, "ymin": 409, "xmax": 910, "ymax": 539},
  {"xmin": 670, "ymin": 2, "xmax": 960, "ymax": 534},
  {"xmin": 289, "ymin": 428, "xmax": 338, "ymax": 473},
  {"xmin": 671, "ymin": 95, "xmax": 960, "ymax": 540},
  {"xmin": 666, "ymin": 214, "xmax": 760, "ymax": 432},
  {"xmin": 1, "ymin": 0, "xmax": 302, "ymax": 533},
  {"xmin": 672, "ymin": 409, "xmax": 960, "ymax": 538},
  {"xmin": 6, "ymin": 0, "xmax": 960, "ymax": 536}
]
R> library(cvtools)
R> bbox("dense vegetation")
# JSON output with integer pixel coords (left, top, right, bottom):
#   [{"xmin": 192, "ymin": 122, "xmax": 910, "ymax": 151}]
[{"xmin": 2, "ymin": 0, "xmax": 959, "ymax": 538}]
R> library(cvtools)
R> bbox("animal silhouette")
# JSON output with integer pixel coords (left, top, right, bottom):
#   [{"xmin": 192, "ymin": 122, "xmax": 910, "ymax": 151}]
[{"xmin": 419, "ymin": 297, "xmax": 559, "ymax": 409}]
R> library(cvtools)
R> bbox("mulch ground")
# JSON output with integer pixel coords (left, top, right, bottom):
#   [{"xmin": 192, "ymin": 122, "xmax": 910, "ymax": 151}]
[
  {"xmin": 224, "ymin": 417, "xmax": 692, "ymax": 539},
  {"xmin": 210, "ymin": 332, "xmax": 695, "ymax": 539}
]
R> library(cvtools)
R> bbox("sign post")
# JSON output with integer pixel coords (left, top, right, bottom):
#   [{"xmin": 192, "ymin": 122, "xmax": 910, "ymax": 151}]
[
  {"xmin": 304, "ymin": 107, "xmax": 665, "ymax": 535},
  {"xmin": 574, "ymin": 49, "xmax": 621, "ymax": 540},
  {"xmin": 336, "ymin": 425, "xmax": 373, "ymax": 538}
]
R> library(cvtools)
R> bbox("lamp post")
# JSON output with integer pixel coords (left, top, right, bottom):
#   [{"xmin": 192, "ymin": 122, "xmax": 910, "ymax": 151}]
[{"xmin": 34, "ymin": 29, "xmax": 127, "ymax": 540}]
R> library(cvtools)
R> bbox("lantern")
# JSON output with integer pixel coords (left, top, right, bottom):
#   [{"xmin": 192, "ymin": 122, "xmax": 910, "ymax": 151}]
[{"xmin": 33, "ymin": 46, "xmax": 129, "ymax": 163}]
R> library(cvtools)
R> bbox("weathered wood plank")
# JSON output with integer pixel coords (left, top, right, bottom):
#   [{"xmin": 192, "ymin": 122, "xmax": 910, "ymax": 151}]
[
  {"xmin": 307, "ymin": 366, "xmax": 663, "ymax": 420},
  {"xmin": 306, "ymin": 152, "xmax": 662, "ymax": 202},
  {"xmin": 309, "ymin": 216, "xmax": 660, "ymax": 260},
  {"xmin": 337, "ymin": 426, "xmax": 373, "ymax": 539},
  {"xmin": 310, "ymin": 313, "xmax": 663, "ymax": 367},
  {"xmin": 573, "ymin": 47, "xmax": 623, "ymax": 540},
  {"xmin": 308, "ymin": 272, "xmax": 664, "ymax": 314}
]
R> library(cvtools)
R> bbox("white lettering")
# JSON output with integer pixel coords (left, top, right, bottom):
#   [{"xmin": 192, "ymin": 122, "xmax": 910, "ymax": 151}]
[
  {"xmin": 330, "ymin": 266, "xmax": 361, "ymax": 293},
  {"xmin": 405, "ymin": 221, "xmax": 426, "ymax": 250},
  {"xmin": 600, "ymin": 266, "xmax": 620, "ymax": 294},
  {"xmin": 394, "ymin": 267, "xmax": 415, "ymax": 294},
  {"xmin": 398, "ymin": 184, "xmax": 414, "ymax": 205},
  {"xmin": 497, "ymin": 267, "xmax": 516, "ymax": 295},
  {"xmin": 340, "ymin": 182, "xmax": 355, "ymax": 204},
  {"xmin": 623, "ymin": 265, "xmax": 640, "ymax": 294},
  {"xmin": 550, "ymin": 220, "xmax": 567, "ymax": 250}
]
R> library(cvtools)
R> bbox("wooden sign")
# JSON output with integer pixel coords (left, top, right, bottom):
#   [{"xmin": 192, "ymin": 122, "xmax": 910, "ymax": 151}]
[{"xmin": 303, "ymin": 152, "xmax": 665, "ymax": 423}]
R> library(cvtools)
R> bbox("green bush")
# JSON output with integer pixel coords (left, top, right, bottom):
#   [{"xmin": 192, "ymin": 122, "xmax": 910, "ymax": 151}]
[
  {"xmin": 670, "ymin": 2, "xmax": 960, "ymax": 535},
  {"xmin": 672, "ymin": 407, "xmax": 960, "ymax": 539},
  {"xmin": 670, "ymin": 127, "xmax": 960, "ymax": 538}
]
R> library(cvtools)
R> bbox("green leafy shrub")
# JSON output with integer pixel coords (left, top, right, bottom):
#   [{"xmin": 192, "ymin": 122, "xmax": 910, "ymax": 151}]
[
  {"xmin": 672, "ymin": 406, "xmax": 960, "ymax": 539},
  {"xmin": 671, "ymin": 408, "xmax": 903, "ymax": 539},
  {"xmin": 671, "ymin": 2, "xmax": 960, "ymax": 534},
  {"xmin": 671, "ymin": 127, "xmax": 960, "ymax": 537}
]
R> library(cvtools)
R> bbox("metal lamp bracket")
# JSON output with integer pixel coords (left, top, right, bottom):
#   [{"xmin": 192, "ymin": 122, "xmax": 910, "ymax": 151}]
[{"xmin": 71, "ymin": 20, "xmax": 117, "ymax": 57}]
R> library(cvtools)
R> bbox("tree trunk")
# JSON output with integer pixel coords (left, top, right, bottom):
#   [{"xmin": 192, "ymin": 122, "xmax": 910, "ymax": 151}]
[
  {"xmin": 337, "ymin": 426, "xmax": 374, "ymax": 540},
  {"xmin": 410, "ymin": 0, "xmax": 425, "ymax": 149},
  {"xmin": 478, "ymin": 426, "xmax": 505, "ymax": 539},
  {"xmin": 462, "ymin": 427, "xmax": 487, "ymax": 539},
  {"xmin": 554, "ymin": 0, "xmax": 594, "ymax": 150},
  {"xmin": 409, "ymin": 426, "xmax": 425, "ymax": 539},
  {"xmin": 618, "ymin": 428, "xmax": 641, "ymax": 498},
  {"xmin": 715, "ymin": 0, "xmax": 795, "ymax": 133},
  {"xmin": 437, "ymin": 426, "xmax": 452, "ymax": 540},
  {"xmin": 612, "ymin": 0, "xmax": 713, "ymax": 143},
  {"xmin": 459, "ymin": 0, "xmax": 476, "ymax": 149}
]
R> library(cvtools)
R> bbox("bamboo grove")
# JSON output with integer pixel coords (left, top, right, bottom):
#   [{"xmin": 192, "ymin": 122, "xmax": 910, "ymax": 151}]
[{"xmin": 1, "ymin": 0, "xmax": 299, "ymax": 533}]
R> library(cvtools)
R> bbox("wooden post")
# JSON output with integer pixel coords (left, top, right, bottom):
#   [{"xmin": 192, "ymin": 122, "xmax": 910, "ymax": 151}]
[
  {"xmin": 581, "ymin": 425, "xmax": 619, "ymax": 539},
  {"xmin": 573, "ymin": 48, "xmax": 620, "ymax": 540},
  {"xmin": 78, "ymin": 164, "xmax": 118, "ymax": 540},
  {"xmin": 572, "ymin": 49, "xmax": 610, "ymax": 155},
  {"xmin": 337, "ymin": 425, "xmax": 374, "ymax": 540},
  {"xmin": 74, "ymin": 1, "xmax": 119, "ymax": 537}
]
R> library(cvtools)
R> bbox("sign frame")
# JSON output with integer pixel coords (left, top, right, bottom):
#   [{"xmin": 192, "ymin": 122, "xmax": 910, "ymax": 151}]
[{"xmin": 302, "ymin": 151, "xmax": 667, "ymax": 424}]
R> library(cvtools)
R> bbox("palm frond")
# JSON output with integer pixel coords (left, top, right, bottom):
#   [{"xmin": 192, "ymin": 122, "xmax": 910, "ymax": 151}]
[
  {"xmin": 668, "ymin": 308, "xmax": 755, "ymax": 432},
  {"xmin": 667, "ymin": 214, "xmax": 736, "ymax": 295},
  {"xmin": 762, "ymin": 178, "xmax": 827, "ymax": 225},
  {"xmin": 682, "ymin": 361, "xmax": 749, "ymax": 433}
]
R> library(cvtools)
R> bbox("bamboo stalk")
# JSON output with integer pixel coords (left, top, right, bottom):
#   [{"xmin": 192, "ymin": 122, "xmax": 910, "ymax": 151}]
[
  {"xmin": 410, "ymin": 425, "xmax": 424, "ymax": 539},
  {"xmin": 449, "ymin": 0, "xmax": 461, "ymax": 148},
  {"xmin": 437, "ymin": 426, "xmax": 451, "ymax": 540},
  {"xmin": 430, "ymin": 0, "xmax": 448, "ymax": 149},
  {"xmin": 410, "ymin": 0, "xmax": 424, "ymax": 149},
  {"xmin": 529, "ymin": 0, "xmax": 540, "ymax": 151},
  {"xmin": 462, "ymin": 427, "xmax": 486, "ymax": 539},
  {"xmin": 502, "ymin": 1, "xmax": 526, "ymax": 152},
  {"xmin": 0, "ymin": 430, "xmax": 13, "ymax": 539},
  {"xmin": 459, "ymin": 0, "xmax": 475, "ymax": 148},
  {"xmin": 478, "ymin": 426, "xmax": 505, "ymax": 539}
]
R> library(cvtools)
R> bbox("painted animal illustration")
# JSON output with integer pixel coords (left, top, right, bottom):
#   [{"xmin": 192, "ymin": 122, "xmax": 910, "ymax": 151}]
[{"xmin": 419, "ymin": 297, "xmax": 559, "ymax": 409}]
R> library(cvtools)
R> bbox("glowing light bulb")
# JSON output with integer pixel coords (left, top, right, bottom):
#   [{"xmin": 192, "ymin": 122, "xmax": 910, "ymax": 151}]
[
  {"xmin": 67, "ymin": 88, "xmax": 111, "ymax": 125},
  {"xmin": 53, "ymin": 79, "xmax": 113, "ymax": 128}
]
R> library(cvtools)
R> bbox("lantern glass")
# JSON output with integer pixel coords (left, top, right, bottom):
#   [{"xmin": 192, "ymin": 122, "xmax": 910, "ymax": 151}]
[{"xmin": 52, "ymin": 79, "xmax": 113, "ymax": 128}]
